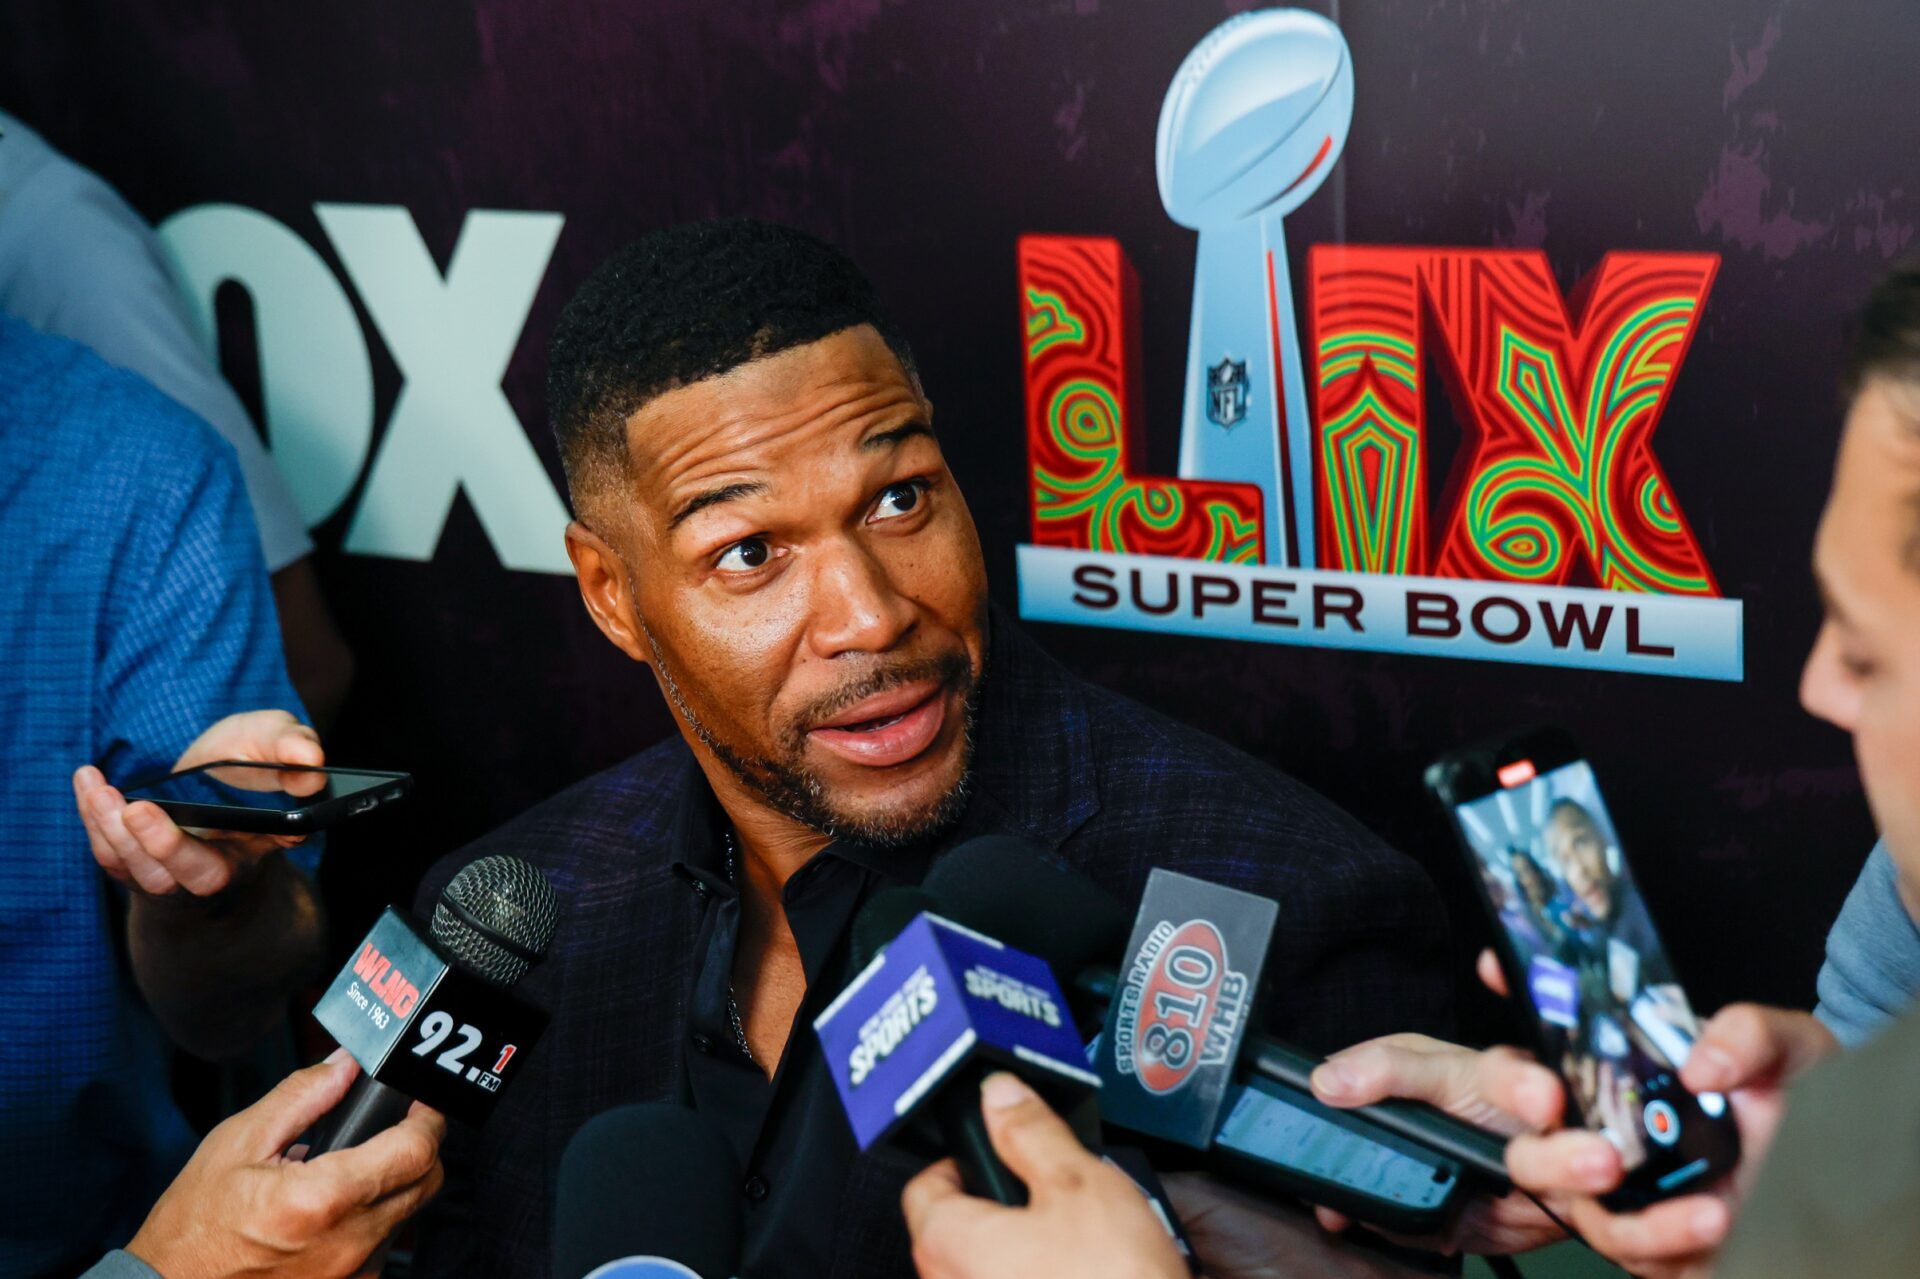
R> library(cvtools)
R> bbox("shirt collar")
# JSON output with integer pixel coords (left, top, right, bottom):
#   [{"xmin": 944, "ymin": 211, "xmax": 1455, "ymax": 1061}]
[{"xmin": 667, "ymin": 772, "xmax": 939, "ymax": 897}]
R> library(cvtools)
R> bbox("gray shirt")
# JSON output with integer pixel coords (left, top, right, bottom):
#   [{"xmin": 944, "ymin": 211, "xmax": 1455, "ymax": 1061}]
[
  {"xmin": 80, "ymin": 1251, "xmax": 161, "ymax": 1279},
  {"xmin": 0, "ymin": 112, "xmax": 310, "ymax": 571},
  {"xmin": 1716, "ymin": 996, "xmax": 1920, "ymax": 1278},
  {"xmin": 1815, "ymin": 842, "xmax": 1920, "ymax": 1047}
]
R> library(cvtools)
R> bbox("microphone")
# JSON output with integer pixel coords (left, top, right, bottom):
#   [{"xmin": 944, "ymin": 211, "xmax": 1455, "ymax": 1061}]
[
  {"xmin": 922, "ymin": 840, "xmax": 1512, "ymax": 1224},
  {"xmin": 306, "ymin": 854, "xmax": 560, "ymax": 1152},
  {"xmin": 553, "ymin": 1103, "xmax": 742, "ymax": 1279},
  {"xmin": 814, "ymin": 887, "xmax": 1102, "ymax": 1205},
  {"xmin": 849, "ymin": 885, "xmax": 940, "ymax": 970}
]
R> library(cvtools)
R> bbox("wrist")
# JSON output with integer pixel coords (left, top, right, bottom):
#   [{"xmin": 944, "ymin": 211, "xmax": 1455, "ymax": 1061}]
[{"xmin": 124, "ymin": 1230, "xmax": 190, "ymax": 1279}]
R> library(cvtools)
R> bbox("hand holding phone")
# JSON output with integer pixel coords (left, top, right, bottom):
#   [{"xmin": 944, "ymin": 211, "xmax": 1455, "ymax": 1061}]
[
  {"xmin": 75, "ymin": 710, "xmax": 402, "ymax": 897},
  {"xmin": 1495, "ymin": 1002, "xmax": 1838, "ymax": 1278},
  {"xmin": 1425, "ymin": 727, "xmax": 1739, "ymax": 1210},
  {"xmin": 120, "ymin": 761, "xmax": 410, "ymax": 835}
]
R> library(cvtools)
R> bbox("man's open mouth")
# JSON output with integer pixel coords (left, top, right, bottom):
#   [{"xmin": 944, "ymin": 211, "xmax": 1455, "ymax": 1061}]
[{"xmin": 807, "ymin": 680, "xmax": 951, "ymax": 768}]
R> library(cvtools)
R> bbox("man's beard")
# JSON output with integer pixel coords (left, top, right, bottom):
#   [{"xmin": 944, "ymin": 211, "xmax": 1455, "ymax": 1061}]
[{"xmin": 637, "ymin": 616, "xmax": 981, "ymax": 847}]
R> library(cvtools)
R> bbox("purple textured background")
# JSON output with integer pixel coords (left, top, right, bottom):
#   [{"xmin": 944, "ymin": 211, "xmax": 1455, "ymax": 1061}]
[{"xmin": 3, "ymin": 0, "xmax": 1909, "ymax": 1031}]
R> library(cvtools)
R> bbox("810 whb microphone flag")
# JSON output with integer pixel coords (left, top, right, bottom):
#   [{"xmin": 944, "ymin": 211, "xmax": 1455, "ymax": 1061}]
[{"xmin": 1097, "ymin": 868, "xmax": 1277, "ymax": 1148}]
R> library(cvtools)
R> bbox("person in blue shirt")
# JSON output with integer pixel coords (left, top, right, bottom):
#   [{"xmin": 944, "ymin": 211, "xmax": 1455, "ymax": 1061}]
[
  {"xmin": 1, "ymin": 315, "xmax": 329, "ymax": 1276},
  {"xmin": 0, "ymin": 110, "xmax": 354, "ymax": 728},
  {"xmin": 1815, "ymin": 841, "xmax": 1920, "ymax": 1046}
]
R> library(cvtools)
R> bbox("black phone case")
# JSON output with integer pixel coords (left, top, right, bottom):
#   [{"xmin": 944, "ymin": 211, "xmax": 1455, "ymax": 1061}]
[{"xmin": 127, "ymin": 766, "xmax": 412, "ymax": 834}]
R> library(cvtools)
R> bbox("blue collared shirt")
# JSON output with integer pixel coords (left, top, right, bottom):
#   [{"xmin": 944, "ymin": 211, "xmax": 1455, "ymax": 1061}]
[
  {"xmin": 0, "ymin": 110, "xmax": 314, "ymax": 572},
  {"xmin": 0, "ymin": 317, "xmax": 309, "ymax": 1275},
  {"xmin": 1816, "ymin": 841, "xmax": 1920, "ymax": 1047}
]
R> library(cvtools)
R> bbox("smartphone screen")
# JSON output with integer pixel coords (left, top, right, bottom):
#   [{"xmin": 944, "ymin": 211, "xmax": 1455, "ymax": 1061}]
[
  {"xmin": 125, "ymin": 763, "xmax": 397, "ymax": 815},
  {"xmin": 1431, "ymin": 733, "xmax": 1739, "ymax": 1203},
  {"xmin": 1213, "ymin": 1077, "xmax": 1457, "ymax": 1215}
]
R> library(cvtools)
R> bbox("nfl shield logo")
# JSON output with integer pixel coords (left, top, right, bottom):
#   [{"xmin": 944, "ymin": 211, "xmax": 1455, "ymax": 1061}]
[{"xmin": 1206, "ymin": 357, "xmax": 1249, "ymax": 428}]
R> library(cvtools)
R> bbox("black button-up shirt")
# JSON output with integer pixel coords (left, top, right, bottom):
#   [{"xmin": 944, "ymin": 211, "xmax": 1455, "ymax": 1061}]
[{"xmin": 670, "ymin": 789, "xmax": 933, "ymax": 1277}]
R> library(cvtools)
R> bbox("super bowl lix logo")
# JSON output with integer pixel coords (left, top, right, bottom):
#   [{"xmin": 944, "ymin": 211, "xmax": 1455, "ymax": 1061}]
[{"xmin": 1014, "ymin": 10, "xmax": 1742, "ymax": 680}]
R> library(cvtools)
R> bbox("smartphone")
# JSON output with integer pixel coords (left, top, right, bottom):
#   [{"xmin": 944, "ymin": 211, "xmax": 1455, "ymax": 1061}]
[
  {"xmin": 1210, "ymin": 1075, "xmax": 1467, "ymax": 1236},
  {"xmin": 120, "ymin": 761, "xmax": 412, "ymax": 835},
  {"xmin": 1424, "ymin": 727, "xmax": 1739, "ymax": 1209}
]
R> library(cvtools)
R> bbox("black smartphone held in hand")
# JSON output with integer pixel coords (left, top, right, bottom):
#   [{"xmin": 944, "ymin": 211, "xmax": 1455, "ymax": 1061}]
[
  {"xmin": 120, "ymin": 761, "xmax": 412, "ymax": 835},
  {"xmin": 1424, "ymin": 726, "xmax": 1739, "ymax": 1210}
]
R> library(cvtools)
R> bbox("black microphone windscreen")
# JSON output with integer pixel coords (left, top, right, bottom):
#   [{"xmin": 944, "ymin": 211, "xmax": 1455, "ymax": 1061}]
[
  {"xmin": 922, "ymin": 836, "xmax": 1131, "ymax": 971},
  {"xmin": 553, "ymin": 1103, "xmax": 743, "ymax": 1279},
  {"xmin": 432, "ymin": 854, "xmax": 559, "ymax": 987},
  {"xmin": 851, "ymin": 886, "xmax": 940, "ymax": 969}
]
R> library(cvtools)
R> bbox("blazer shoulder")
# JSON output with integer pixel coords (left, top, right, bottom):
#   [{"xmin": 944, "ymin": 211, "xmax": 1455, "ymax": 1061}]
[
  {"xmin": 416, "ymin": 737, "xmax": 694, "ymax": 912},
  {"xmin": 1075, "ymin": 679, "xmax": 1391, "ymax": 856}
]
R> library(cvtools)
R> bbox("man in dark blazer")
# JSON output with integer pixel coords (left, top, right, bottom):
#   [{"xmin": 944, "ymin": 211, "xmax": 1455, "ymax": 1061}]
[{"xmin": 409, "ymin": 219, "xmax": 1451, "ymax": 1278}]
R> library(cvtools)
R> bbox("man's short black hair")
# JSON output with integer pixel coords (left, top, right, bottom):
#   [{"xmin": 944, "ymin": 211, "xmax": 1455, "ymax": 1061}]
[{"xmin": 547, "ymin": 219, "xmax": 916, "ymax": 513}]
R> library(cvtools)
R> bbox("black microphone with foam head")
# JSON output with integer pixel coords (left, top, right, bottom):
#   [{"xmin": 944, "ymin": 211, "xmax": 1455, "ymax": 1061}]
[
  {"xmin": 849, "ymin": 885, "xmax": 941, "ymax": 971},
  {"xmin": 922, "ymin": 838, "xmax": 1512, "ymax": 1203},
  {"xmin": 307, "ymin": 854, "xmax": 559, "ymax": 1153},
  {"xmin": 553, "ymin": 1103, "xmax": 743, "ymax": 1279},
  {"xmin": 921, "ymin": 836, "xmax": 1133, "ymax": 1000}
]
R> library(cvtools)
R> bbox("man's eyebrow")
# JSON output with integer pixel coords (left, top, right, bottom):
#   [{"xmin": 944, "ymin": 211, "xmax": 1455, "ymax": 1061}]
[
  {"xmin": 861, "ymin": 420, "xmax": 935, "ymax": 451},
  {"xmin": 668, "ymin": 480, "xmax": 766, "ymax": 532}
]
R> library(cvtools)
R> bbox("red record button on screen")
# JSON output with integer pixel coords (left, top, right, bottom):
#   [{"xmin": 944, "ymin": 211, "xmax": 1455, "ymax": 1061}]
[
  {"xmin": 1497, "ymin": 759, "xmax": 1538, "ymax": 788},
  {"xmin": 1643, "ymin": 1099, "xmax": 1681, "ymax": 1147}
]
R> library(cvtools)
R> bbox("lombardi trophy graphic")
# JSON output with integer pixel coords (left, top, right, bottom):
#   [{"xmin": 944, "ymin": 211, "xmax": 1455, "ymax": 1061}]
[{"xmin": 1158, "ymin": 10, "xmax": 1354, "ymax": 567}]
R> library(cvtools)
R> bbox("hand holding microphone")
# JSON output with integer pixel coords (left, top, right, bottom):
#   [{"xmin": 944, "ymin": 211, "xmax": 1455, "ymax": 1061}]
[
  {"xmin": 902, "ymin": 1072, "xmax": 1187, "ymax": 1279},
  {"xmin": 921, "ymin": 840, "xmax": 1508, "ymax": 1215},
  {"xmin": 816, "ymin": 884, "xmax": 1104, "ymax": 1205},
  {"xmin": 122, "ymin": 1050, "xmax": 446, "ymax": 1279}
]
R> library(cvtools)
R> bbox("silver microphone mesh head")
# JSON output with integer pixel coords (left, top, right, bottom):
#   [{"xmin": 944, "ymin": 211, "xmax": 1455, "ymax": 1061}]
[{"xmin": 431, "ymin": 855, "xmax": 559, "ymax": 988}]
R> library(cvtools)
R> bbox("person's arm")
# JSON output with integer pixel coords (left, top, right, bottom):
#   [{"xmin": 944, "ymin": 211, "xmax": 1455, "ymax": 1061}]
[
  {"xmin": 75, "ymin": 711, "xmax": 329, "ymax": 1058},
  {"xmin": 1309, "ymin": 954, "xmax": 1838, "ymax": 1278},
  {"xmin": 125, "ymin": 1050, "xmax": 446, "ymax": 1279},
  {"xmin": 902, "ymin": 1073, "xmax": 1189, "ymax": 1279},
  {"xmin": 1162, "ymin": 1174, "xmax": 1443, "ymax": 1279},
  {"xmin": 1815, "ymin": 842, "xmax": 1920, "ymax": 1046},
  {"xmin": 0, "ymin": 143, "xmax": 355, "ymax": 728},
  {"xmin": 87, "ymin": 417, "xmax": 326, "ymax": 1061}
]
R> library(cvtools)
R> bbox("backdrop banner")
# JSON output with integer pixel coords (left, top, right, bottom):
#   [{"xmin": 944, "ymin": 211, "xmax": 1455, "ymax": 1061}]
[{"xmin": 4, "ymin": 0, "xmax": 1907, "ymax": 1019}]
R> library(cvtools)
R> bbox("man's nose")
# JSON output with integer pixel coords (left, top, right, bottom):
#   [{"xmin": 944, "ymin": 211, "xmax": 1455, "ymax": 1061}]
[{"xmin": 804, "ymin": 540, "xmax": 917, "ymax": 660}]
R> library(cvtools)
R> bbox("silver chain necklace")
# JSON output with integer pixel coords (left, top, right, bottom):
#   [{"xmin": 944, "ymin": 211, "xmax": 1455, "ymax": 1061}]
[{"xmin": 721, "ymin": 829, "xmax": 756, "ymax": 1065}]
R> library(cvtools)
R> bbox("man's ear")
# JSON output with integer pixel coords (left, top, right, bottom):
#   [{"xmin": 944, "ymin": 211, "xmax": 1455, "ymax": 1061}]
[{"xmin": 565, "ymin": 520, "xmax": 651, "ymax": 665}]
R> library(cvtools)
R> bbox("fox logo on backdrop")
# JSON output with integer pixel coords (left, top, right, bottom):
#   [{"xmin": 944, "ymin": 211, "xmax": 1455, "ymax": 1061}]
[{"xmin": 1014, "ymin": 9, "xmax": 1742, "ymax": 681}]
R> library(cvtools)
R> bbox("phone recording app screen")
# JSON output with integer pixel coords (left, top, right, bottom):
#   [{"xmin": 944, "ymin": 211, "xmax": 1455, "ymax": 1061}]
[{"xmin": 1454, "ymin": 761, "xmax": 1703, "ymax": 1169}]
